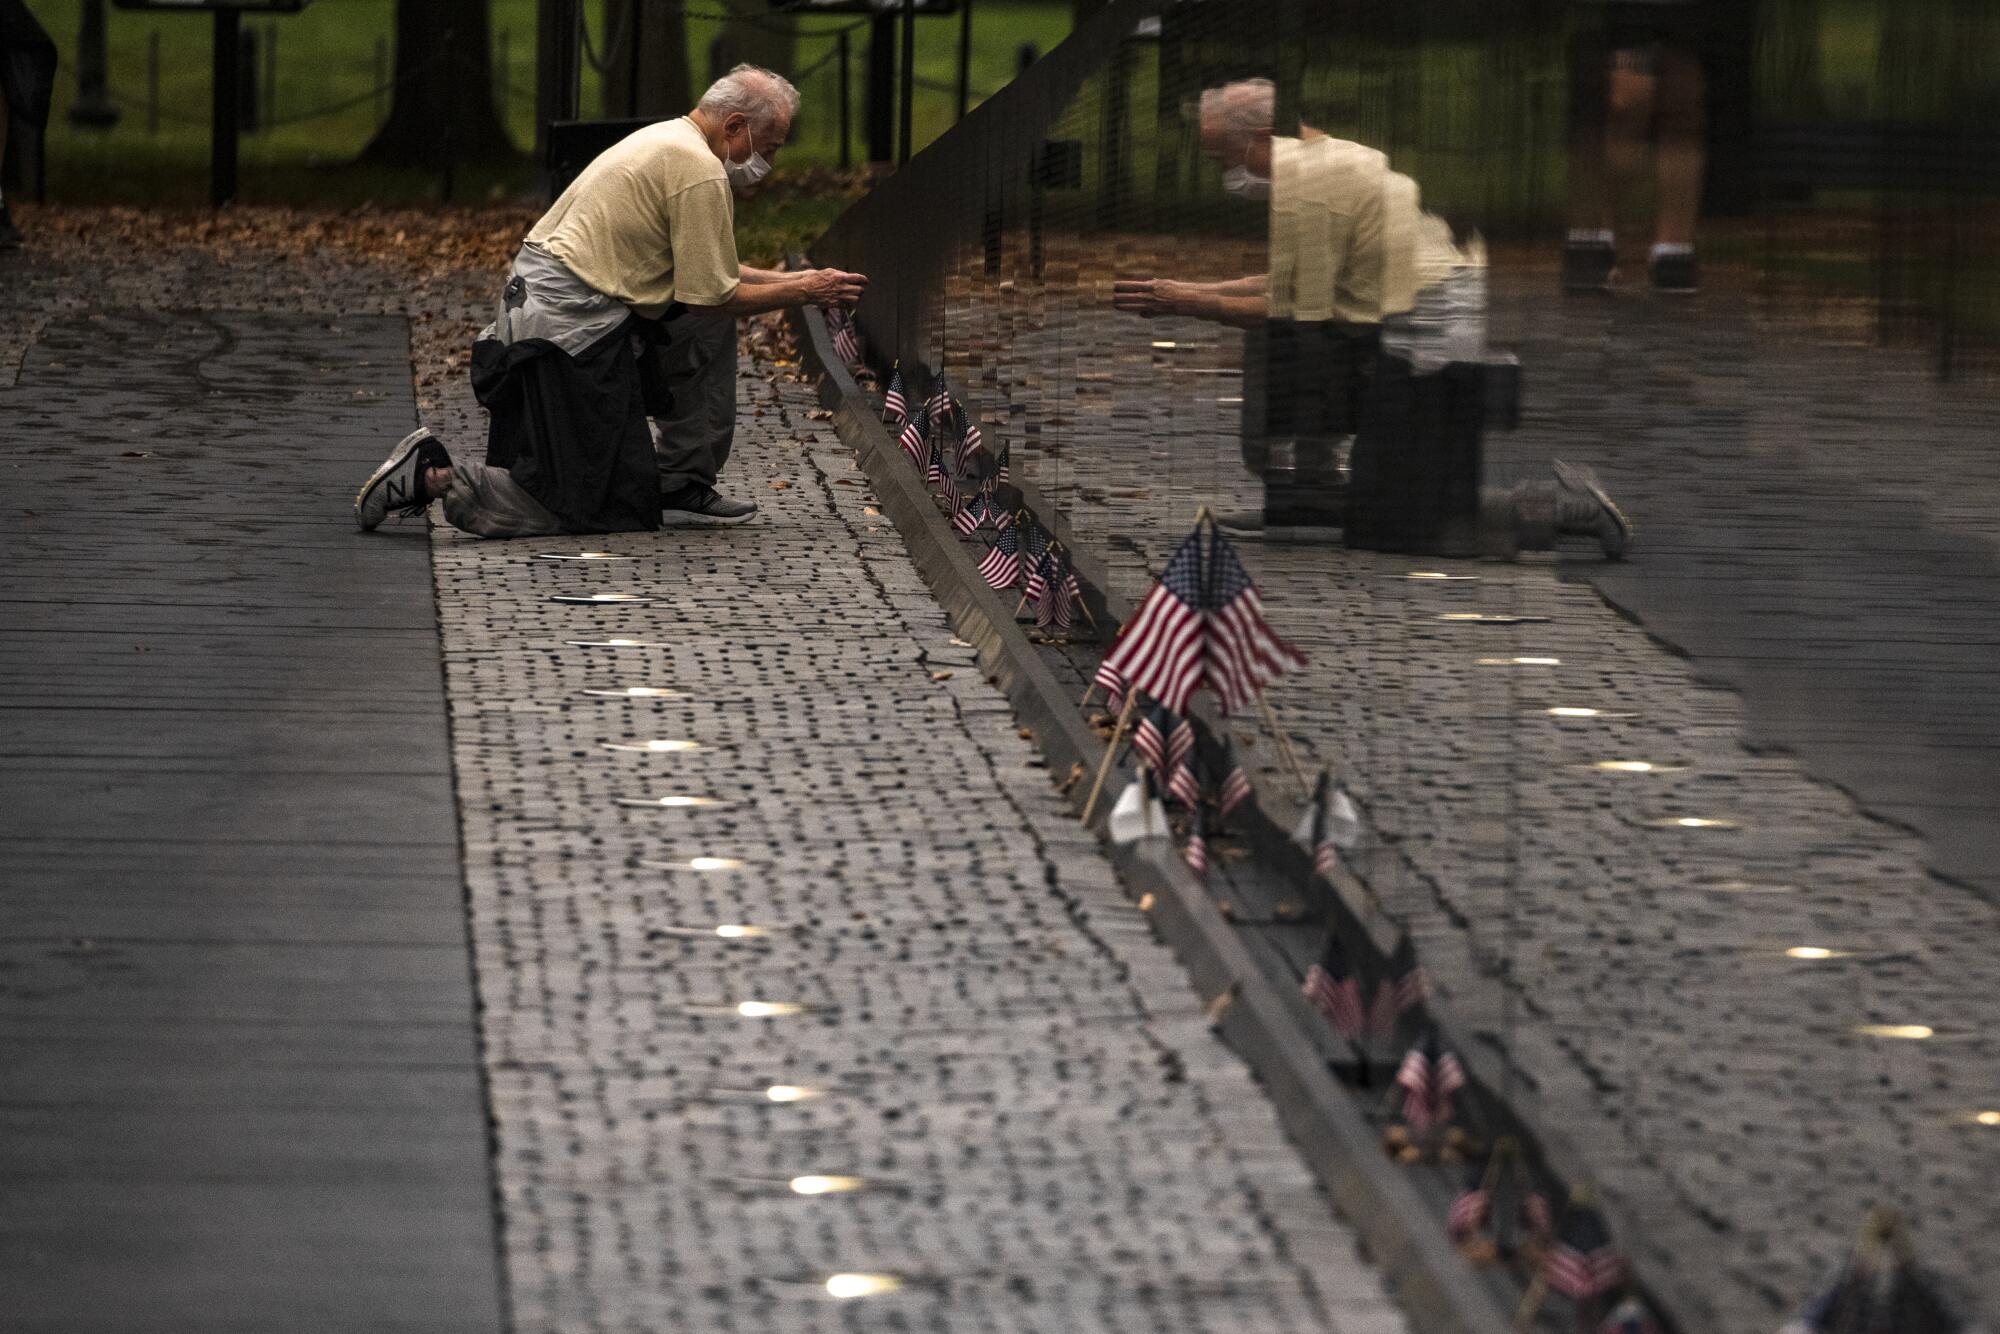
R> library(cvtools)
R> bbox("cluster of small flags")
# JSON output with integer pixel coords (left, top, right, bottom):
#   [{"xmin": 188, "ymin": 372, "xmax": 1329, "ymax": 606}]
[
  {"xmin": 1543, "ymin": 1195, "xmax": 1627, "ymax": 1302},
  {"xmin": 1392, "ymin": 1029, "xmax": 1466, "ymax": 1131},
  {"xmin": 1300, "ymin": 929, "xmax": 1430, "ymax": 1048},
  {"xmin": 1446, "ymin": 1139, "xmax": 1553, "ymax": 1253},
  {"xmin": 1097, "ymin": 518, "xmax": 1308, "ymax": 717},
  {"xmin": 828, "ymin": 308, "xmax": 863, "ymax": 368}
]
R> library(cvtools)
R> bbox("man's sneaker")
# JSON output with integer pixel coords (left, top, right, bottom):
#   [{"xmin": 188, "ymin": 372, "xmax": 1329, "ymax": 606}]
[
  {"xmin": 661, "ymin": 482, "xmax": 757, "ymax": 527},
  {"xmin": 0, "ymin": 203, "xmax": 22, "ymax": 251},
  {"xmin": 355, "ymin": 427, "xmax": 441, "ymax": 531},
  {"xmin": 1649, "ymin": 251, "xmax": 1699, "ymax": 294},
  {"xmin": 1552, "ymin": 459, "xmax": 1632, "ymax": 559},
  {"xmin": 1562, "ymin": 239, "xmax": 1616, "ymax": 292}
]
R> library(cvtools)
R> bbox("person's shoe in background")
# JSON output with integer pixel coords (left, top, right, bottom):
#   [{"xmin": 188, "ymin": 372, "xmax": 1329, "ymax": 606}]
[
  {"xmin": 1649, "ymin": 245, "xmax": 1699, "ymax": 295},
  {"xmin": 1562, "ymin": 230, "xmax": 1616, "ymax": 292}
]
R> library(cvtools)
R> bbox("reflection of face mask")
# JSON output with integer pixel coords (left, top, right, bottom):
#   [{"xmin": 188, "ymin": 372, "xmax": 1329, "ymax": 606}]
[{"xmin": 1222, "ymin": 165, "xmax": 1270, "ymax": 200}]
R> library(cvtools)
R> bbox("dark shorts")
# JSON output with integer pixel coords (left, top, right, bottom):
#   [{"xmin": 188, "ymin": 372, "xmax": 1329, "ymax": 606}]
[{"xmin": 1601, "ymin": 1, "xmax": 1703, "ymax": 57}]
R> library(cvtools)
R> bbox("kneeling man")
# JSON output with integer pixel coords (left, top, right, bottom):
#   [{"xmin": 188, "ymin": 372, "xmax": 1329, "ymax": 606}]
[{"xmin": 354, "ymin": 64, "xmax": 866, "ymax": 537}]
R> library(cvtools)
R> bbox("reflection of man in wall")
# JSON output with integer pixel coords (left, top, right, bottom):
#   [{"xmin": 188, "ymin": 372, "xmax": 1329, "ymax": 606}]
[{"xmin": 1114, "ymin": 79, "xmax": 1629, "ymax": 558}]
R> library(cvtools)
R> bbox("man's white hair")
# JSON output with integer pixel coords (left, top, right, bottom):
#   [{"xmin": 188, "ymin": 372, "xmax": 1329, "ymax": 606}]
[
  {"xmin": 698, "ymin": 64, "xmax": 801, "ymax": 137},
  {"xmin": 1199, "ymin": 78, "xmax": 1275, "ymax": 146}
]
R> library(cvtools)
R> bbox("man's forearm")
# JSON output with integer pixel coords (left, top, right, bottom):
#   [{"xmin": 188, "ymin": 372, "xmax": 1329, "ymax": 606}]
[
  {"xmin": 690, "ymin": 272, "xmax": 817, "ymax": 318},
  {"xmin": 738, "ymin": 264, "xmax": 787, "ymax": 284}
]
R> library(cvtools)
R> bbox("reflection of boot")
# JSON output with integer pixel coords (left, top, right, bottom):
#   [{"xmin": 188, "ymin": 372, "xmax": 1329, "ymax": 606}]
[
  {"xmin": 1481, "ymin": 462, "xmax": 1631, "ymax": 560},
  {"xmin": 1553, "ymin": 460, "xmax": 1631, "ymax": 558}
]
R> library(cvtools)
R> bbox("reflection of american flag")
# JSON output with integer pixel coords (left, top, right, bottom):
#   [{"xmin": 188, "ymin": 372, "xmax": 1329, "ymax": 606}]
[
  {"xmin": 1167, "ymin": 716, "xmax": 1194, "ymax": 771},
  {"xmin": 993, "ymin": 438, "xmax": 1011, "ymax": 485},
  {"xmin": 954, "ymin": 401, "xmax": 984, "ymax": 475},
  {"xmin": 952, "ymin": 493, "xmax": 995, "ymax": 536},
  {"xmin": 882, "ymin": 365, "xmax": 908, "ymax": 426},
  {"xmin": 1036, "ymin": 558, "xmax": 1080, "ymax": 634},
  {"xmin": 1092, "ymin": 659, "xmax": 1123, "ymax": 710},
  {"xmin": 1132, "ymin": 707, "xmax": 1168, "ymax": 774},
  {"xmin": 1393, "ymin": 1031, "xmax": 1466, "ymax": 1131},
  {"xmin": 1448, "ymin": 1185, "xmax": 1489, "ymax": 1240},
  {"xmin": 977, "ymin": 524, "xmax": 1021, "ymax": 590},
  {"xmin": 1098, "ymin": 525, "xmax": 1306, "ymax": 716},
  {"xmin": 1370, "ymin": 933, "xmax": 1428, "ymax": 1043},
  {"xmin": 1302, "ymin": 932, "xmax": 1364, "ymax": 1039},
  {"xmin": 925, "ymin": 376, "xmax": 952, "ymax": 432},
  {"xmin": 1544, "ymin": 1202, "xmax": 1625, "ymax": 1300},
  {"xmin": 1218, "ymin": 744, "xmax": 1252, "ymax": 819},
  {"xmin": 1168, "ymin": 754, "xmax": 1200, "ymax": 808},
  {"xmin": 925, "ymin": 431, "xmax": 947, "ymax": 488},
  {"xmin": 898, "ymin": 404, "xmax": 928, "ymax": 465},
  {"xmin": 1183, "ymin": 806, "xmax": 1209, "ymax": 879},
  {"xmin": 1019, "ymin": 525, "xmax": 1052, "ymax": 605},
  {"xmin": 830, "ymin": 310, "xmax": 861, "ymax": 365}
]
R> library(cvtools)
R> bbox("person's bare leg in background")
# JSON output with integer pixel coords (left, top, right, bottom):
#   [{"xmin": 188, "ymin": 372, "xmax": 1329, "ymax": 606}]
[{"xmin": 1647, "ymin": 43, "xmax": 1706, "ymax": 291}]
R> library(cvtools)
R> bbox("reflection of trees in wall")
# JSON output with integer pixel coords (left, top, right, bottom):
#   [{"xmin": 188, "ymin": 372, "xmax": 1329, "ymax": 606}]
[
  {"xmin": 364, "ymin": 0, "xmax": 516, "ymax": 168},
  {"xmin": 602, "ymin": 0, "xmax": 691, "ymax": 118},
  {"xmin": 709, "ymin": 0, "xmax": 794, "ymax": 90}
]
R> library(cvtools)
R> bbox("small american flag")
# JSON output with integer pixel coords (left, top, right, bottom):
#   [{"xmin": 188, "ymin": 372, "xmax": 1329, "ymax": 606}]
[
  {"xmin": 830, "ymin": 309, "xmax": 861, "ymax": 366},
  {"xmin": 1370, "ymin": 932, "xmax": 1428, "ymax": 1043},
  {"xmin": 1093, "ymin": 659, "xmax": 1124, "ymax": 711},
  {"xmin": 1302, "ymin": 932, "xmax": 1365, "ymax": 1040},
  {"xmin": 1544, "ymin": 1199, "xmax": 1625, "ymax": 1300},
  {"xmin": 925, "ymin": 430, "xmax": 947, "ymax": 489},
  {"xmin": 993, "ymin": 438, "xmax": 1011, "ymax": 485},
  {"xmin": 977, "ymin": 524, "xmax": 1022, "ymax": 590},
  {"xmin": 924, "ymin": 375, "xmax": 953, "ymax": 432},
  {"xmin": 882, "ymin": 364, "xmax": 908, "ymax": 426},
  {"xmin": 1447, "ymin": 1173, "xmax": 1489, "ymax": 1240},
  {"xmin": 1217, "ymin": 743, "xmax": 1253, "ymax": 820},
  {"xmin": 1393, "ymin": 1030, "xmax": 1466, "ymax": 1131},
  {"xmin": 1097, "ymin": 523, "xmax": 1306, "ymax": 717},
  {"xmin": 1166, "ymin": 716, "xmax": 1194, "ymax": 771},
  {"xmin": 951, "ymin": 494, "xmax": 981, "ymax": 536},
  {"xmin": 1167, "ymin": 754, "xmax": 1200, "ymax": 809}
]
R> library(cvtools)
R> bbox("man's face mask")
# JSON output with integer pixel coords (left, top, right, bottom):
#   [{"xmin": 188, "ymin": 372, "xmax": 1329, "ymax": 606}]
[
  {"xmin": 724, "ymin": 121, "xmax": 772, "ymax": 196},
  {"xmin": 1222, "ymin": 165, "xmax": 1270, "ymax": 200}
]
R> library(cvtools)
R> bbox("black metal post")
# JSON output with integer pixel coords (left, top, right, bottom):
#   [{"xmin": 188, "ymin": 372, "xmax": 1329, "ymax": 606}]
[
  {"xmin": 836, "ymin": 27, "xmax": 852, "ymax": 170},
  {"xmin": 210, "ymin": 8, "xmax": 241, "ymax": 207},
  {"xmin": 70, "ymin": 0, "xmax": 121, "ymax": 129},
  {"xmin": 536, "ymin": 0, "xmax": 582, "ymax": 166},
  {"xmin": 239, "ymin": 28, "xmax": 259, "ymax": 134},
  {"xmin": 956, "ymin": 0, "xmax": 973, "ymax": 121},
  {"xmin": 626, "ymin": 2, "xmax": 643, "ymax": 119},
  {"xmin": 897, "ymin": 0, "xmax": 915, "ymax": 164},
  {"xmin": 866, "ymin": 13, "xmax": 894, "ymax": 164},
  {"xmin": 441, "ymin": 23, "xmax": 457, "ymax": 202}
]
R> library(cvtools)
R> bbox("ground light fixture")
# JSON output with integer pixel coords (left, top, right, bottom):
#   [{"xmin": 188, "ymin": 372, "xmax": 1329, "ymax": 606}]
[
  {"xmin": 824, "ymin": 1273, "xmax": 904, "ymax": 1300},
  {"xmin": 535, "ymin": 552, "xmax": 631, "ymax": 562},
  {"xmin": 1437, "ymin": 612, "xmax": 1548, "ymax": 624},
  {"xmin": 765, "ymin": 1084, "xmax": 824, "ymax": 1103},
  {"xmin": 1705, "ymin": 878, "xmax": 1798, "ymax": 894},
  {"xmin": 582, "ymin": 686, "xmax": 686, "ymax": 699},
  {"xmin": 638, "ymin": 856, "xmax": 745, "ymax": 872},
  {"xmin": 1645, "ymin": 816, "xmax": 1738, "ymax": 830},
  {"xmin": 568, "ymin": 638, "xmax": 669, "ymax": 649},
  {"xmin": 1784, "ymin": 946, "xmax": 1853, "ymax": 960},
  {"xmin": 1854, "ymin": 1024, "xmax": 1933, "ymax": 1040},
  {"xmin": 612, "ymin": 795, "xmax": 727, "ymax": 810},
  {"xmin": 789, "ymin": 1175, "xmax": 868, "ymax": 1196},
  {"xmin": 1392, "ymin": 570, "xmax": 1481, "ymax": 581},
  {"xmin": 1967, "ymin": 1110, "xmax": 2000, "ymax": 1127},
  {"xmin": 1545, "ymin": 706, "xmax": 1639, "ymax": 719},
  {"xmin": 550, "ymin": 592, "xmax": 653, "ymax": 605},
  {"xmin": 1478, "ymin": 655, "xmax": 1562, "ymax": 666},
  {"xmin": 602, "ymin": 739, "xmax": 704, "ymax": 754},
  {"xmin": 735, "ymin": 1000, "xmax": 804, "ymax": 1018}
]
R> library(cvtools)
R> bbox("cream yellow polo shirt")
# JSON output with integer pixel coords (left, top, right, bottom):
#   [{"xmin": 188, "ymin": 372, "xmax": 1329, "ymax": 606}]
[{"xmin": 526, "ymin": 116, "xmax": 741, "ymax": 319}]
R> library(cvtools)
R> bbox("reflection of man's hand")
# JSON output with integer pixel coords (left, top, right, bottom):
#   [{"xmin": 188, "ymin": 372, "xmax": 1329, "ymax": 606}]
[{"xmin": 1112, "ymin": 277, "xmax": 1177, "ymax": 318}]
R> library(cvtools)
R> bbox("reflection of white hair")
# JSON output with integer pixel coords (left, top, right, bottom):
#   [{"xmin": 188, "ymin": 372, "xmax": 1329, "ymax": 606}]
[
  {"xmin": 698, "ymin": 64, "xmax": 801, "ymax": 136},
  {"xmin": 1199, "ymin": 78, "xmax": 1275, "ymax": 146}
]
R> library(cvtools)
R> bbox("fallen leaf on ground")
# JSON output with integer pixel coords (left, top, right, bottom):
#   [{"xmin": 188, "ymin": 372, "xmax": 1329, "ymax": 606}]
[
  {"xmin": 930, "ymin": 670, "xmax": 954, "ymax": 682},
  {"xmin": 769, "ymin": 480, "xmax": 790, "ymax": 490},
  {"xmin": 120, "ymin": 451, "xmax": 149, "ymax": 458},
  {"xmin": 806, "ymin": 408, "xmax": 834, "ymax": 421}
]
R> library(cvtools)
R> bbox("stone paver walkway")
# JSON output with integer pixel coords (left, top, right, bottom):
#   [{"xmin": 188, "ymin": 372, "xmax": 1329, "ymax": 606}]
[{"xmin": 421, "ymin": 344, "xmax": 1410, "ymax": 1332}]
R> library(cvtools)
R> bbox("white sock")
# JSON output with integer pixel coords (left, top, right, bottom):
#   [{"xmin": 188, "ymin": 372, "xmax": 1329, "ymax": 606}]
[
  {"xmin": 1651, "ymin": 242, "xmax": 1693, "ymax": 260},
  {"xmin": 1568, "ymin": 228, "xmax": 1614, "ymax": 246}
]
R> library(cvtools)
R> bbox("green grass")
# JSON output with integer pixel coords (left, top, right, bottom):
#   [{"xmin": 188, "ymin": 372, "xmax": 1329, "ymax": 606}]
[{"xmin": 25, "ymin": 0, "xmax": 1072, "ymax": 207}]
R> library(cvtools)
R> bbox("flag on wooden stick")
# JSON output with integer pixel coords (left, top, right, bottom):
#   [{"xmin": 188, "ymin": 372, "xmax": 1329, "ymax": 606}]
[
  {"xmin": 977, "ymin": 524, "xmax": 1022, "ymax": 591},
  {"xmin": 882, "ymin": 363, "xmax": 908, "ymax": 427}
]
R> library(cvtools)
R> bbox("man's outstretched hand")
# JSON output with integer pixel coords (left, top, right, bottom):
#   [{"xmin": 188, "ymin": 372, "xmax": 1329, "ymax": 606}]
[
  {"xmin": 804, "ymin": 267, "xmax": 868, "ymax": 310},
  {"xmin": 1112, "ymin": 277, "xmax": 1185, "ymax": 319}
]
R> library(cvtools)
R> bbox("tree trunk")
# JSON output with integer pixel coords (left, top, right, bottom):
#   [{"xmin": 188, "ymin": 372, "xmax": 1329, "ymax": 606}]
[
  {"xmin": 363, "ymin": 0, "xmax": 517, "ymax": 168},
  {"xmin": 602, "ymin": 0, "xmax": 690, "ymax": 119},
  {"xmin": 709, "ymin": 0, "xmax": 793, "ymax": 89}
]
